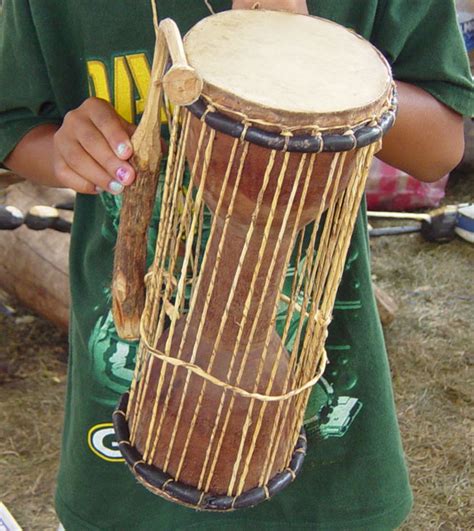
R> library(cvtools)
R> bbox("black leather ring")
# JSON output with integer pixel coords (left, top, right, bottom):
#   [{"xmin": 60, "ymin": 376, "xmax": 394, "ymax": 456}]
[
  {"xmin": 113, "ymin": 392, "xmax": 307, "ymax": 511},
  {"xmin": 186, "ymin": 92, "xmax": 397, "ymax": 153}
]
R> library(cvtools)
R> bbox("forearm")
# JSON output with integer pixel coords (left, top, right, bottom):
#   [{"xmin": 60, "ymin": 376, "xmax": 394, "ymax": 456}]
[
  {"xmin": 4, "ymin": 124, "xmax": 62, "ymax": 187},
  {"xmin": 377, "ymin": 81, "xmax": 465, "ymax": 182}
]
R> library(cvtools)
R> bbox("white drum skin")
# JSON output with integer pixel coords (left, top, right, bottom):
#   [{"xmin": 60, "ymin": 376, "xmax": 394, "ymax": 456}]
[{"xmin": 184, "ymin": 10, "xmax": 392, "ymax": 129}]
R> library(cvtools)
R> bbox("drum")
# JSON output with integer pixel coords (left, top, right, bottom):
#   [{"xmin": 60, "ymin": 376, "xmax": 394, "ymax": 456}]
[{"xmin": 113, "ymin": 9, "xmax": 396, "ymax": 511}]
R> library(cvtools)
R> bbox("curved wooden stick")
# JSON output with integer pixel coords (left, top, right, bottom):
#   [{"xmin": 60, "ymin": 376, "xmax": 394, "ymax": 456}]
[{"xmin": 112, "ymin": 16, "xmax": 202, "ymax": 340}]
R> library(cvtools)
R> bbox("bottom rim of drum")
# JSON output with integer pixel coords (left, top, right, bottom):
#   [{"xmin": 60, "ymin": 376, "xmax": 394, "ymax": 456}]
[{"xmin": 113, "ymin": 392, "xmax": 307, "ymax": 511}]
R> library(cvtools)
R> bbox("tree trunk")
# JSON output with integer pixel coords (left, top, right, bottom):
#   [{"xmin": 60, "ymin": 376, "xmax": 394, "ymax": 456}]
[{"xmin": 0, "ymin": 181, "xmax": 73, "ymax": 330}]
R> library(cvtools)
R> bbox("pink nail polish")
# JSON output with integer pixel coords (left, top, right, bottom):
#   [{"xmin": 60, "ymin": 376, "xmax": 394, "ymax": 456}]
[{"xmin": 116, "ymin": 167, "xmax": 130, "ymax": 183}]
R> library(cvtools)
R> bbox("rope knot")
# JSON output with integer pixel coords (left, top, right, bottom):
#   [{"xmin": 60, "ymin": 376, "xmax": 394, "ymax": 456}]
[
  {"xmin": 343, "ymin": 128, "xmax": 357, "ymax": 151},
  {"xmin": 240, "ymin": 120, "xmax": 252, "ymax": 142},
  {"xmin": 201, "ymin": 104, "xmax": 216, "ymax": 122},
  {"xmin": 311, "ymin": 128, "xmax": 323, "ymax": 153},
  {"xmin": 281, "ymin": 129, "xmax": 293, "ymax": 152}
]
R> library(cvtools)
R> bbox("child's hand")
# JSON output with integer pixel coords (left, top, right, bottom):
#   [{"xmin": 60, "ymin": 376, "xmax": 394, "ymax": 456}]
[
  {"xmin": 53, "ymin": 97, "xmax": 137, "ymax": 195},
  {"xmin": 232, "ymin": 0, "xmax": 308, "ymax": 14}
]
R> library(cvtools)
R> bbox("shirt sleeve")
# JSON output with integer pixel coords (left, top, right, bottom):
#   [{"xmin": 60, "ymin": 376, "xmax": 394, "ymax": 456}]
[
  {"xmin": 372, "ymin": 0, "xmax": 474, "ymax": 117},
  {"xmin": 0, "ymin": 0, "xmax": 61, "ymax": 166}
]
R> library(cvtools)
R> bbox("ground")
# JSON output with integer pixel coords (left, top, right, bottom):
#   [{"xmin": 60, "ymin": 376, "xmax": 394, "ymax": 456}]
[{"xmin": 0, "ymin": 174, "xmax": 472, "ymax": 530}]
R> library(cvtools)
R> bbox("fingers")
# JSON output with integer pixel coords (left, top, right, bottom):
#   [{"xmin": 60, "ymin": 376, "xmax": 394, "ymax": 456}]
[
  {"xmin": 54, "ymin": 97, "xmax": 137, "ymax": 195},
  {"xmin": 74, "ymin": 116, "xmax": 135, "ymax": 186},
  {"xmin": 233, "ymin": 0, "xmax": 250, "ymax": 7},
  {"xmin": 55, "ymin": 136, "xmax": 125, "ymax": 195},
  {"xmin": 54, "ymin": 158, "xmax": 100, "ymax": 195},
  {"xmin": 86, "ymin": 99, "xmax": 134, "ymax": 161}
]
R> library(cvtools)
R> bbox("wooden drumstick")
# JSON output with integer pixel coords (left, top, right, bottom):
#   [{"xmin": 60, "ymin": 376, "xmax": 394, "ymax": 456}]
[{"xmin": 112, "ymin": 12, "xmax": 203, "ymax": 340}]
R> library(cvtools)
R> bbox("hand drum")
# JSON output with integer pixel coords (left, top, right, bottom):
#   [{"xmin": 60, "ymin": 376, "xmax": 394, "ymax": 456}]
[{"xmin": 113, "ymin": 9, "xmax": 396, "ymax": 511}]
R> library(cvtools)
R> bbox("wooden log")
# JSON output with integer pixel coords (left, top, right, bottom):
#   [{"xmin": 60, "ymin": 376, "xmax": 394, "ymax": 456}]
[
  {"xmin": 373, "ymin": 283, "xmax": 398, "ymax": 326},
  {"xmin": 0, "ymin": 181, "xmax": 73, "ymax": 330}
]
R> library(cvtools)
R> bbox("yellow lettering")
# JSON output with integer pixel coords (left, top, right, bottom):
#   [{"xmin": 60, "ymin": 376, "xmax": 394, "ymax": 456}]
[
  {"xmin": 87, "ymin": 60, "xmax": 112, "ymax": 102},
  {"xmin": 87, "ymin": 53, "xmax": 171, "ymax": 125},
  {"xmin": 114, "ymin": 56, "xmax": 134, "ymax": 122},
  {"xmin": 126, "ymin": 53, "xmax": 151, "ymax": 117},
  {"xmin": 126, "ymin": 52, "xmax": 171, "ymax": 123}
]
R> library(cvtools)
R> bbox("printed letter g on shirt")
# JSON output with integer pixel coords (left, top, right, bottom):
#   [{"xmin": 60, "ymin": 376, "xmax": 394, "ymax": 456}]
[{"xmin": 87, "ymin": 423, "xmax": 125, "ymax": 462}]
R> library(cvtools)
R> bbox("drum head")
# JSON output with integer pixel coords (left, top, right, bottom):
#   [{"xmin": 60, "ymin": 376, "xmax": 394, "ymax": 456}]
[{"xmin": 184, "ymin": 10, "xmax": 392, "ymax": 130}]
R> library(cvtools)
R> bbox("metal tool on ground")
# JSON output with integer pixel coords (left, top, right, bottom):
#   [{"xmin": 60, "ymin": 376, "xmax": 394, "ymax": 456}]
[
  {"xmin": 368, "ymin": 205, "xmax": 461, "ymax": 242},
  {"xmin": 455, "ymin": 204, "xmax": 474, "ymax": 243}
]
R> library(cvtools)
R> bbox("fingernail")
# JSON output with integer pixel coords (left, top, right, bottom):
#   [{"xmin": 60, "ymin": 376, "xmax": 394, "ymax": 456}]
[
  {"xmin": 116, "ymin": 167, "xmax": 130, "ymax": 184},
  {"xmin": 108, "ymin": 181, "xmax": 124, "ymax": 194},
  {"xmin": 117, "ymin": 142, "xmax": 131, "ymax": 157},
  {"xmin": 95, "ymin": 186, "xmax": 104, "ymax": 194}
]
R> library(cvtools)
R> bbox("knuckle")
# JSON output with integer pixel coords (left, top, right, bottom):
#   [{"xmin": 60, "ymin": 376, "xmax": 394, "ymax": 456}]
[
  {"xmin": 82, "ymin": 97, "xmax": 100, "ymax": 110},
  {"xmin": 55, "ymin": 168, "xmax": 66, "ymax": 182},
  {"xmin": 80, "ymin": 97, "xmax": 110, "ymax": 122},
  {"xmin": 94, "ymin": 112, "xmax": 115, "ymax": 130},
  {"xmin": 63, "ymin": 109, "xmax": 78, "ymax": 126},
  {"xmin": 53, "ymin": 128, "xmax": 63, "ymax": 148},
  {"xmin": 94, "ymin": 107, "xmax": 119, "ymax": 131},
  {"xmin": 55, "ymin": 166, "xmax": 70, "ymax": 186}
]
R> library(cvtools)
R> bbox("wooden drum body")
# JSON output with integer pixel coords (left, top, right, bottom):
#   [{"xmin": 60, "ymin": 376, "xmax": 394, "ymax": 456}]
[{"xmin": 114, "ymin": 10, "xmax": 396, "ymax": 511}]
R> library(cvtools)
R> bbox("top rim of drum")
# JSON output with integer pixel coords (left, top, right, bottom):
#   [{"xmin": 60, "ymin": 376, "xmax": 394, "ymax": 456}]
[{"xmin": 184, "ymin": 10, "xmax": 393, "ymax": 131}]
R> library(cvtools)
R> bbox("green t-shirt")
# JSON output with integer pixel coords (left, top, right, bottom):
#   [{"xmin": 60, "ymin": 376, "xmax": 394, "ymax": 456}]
[{"xmin": 0, "ymin": 1, "xmax": 472, "ymax": 530}]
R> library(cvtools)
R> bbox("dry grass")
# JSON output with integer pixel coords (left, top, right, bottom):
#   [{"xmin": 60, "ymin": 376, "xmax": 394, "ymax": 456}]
[
  {"xmin": 0, "ymin": 304, "xmax": 67, "ymax": 529},
  {"xmin": 0, "ymin": 174, "xmax": 472, "ymax": 530},
  {"xmin": 372, "ymin": 174, "xmax": 473, "ymax": 530}
]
